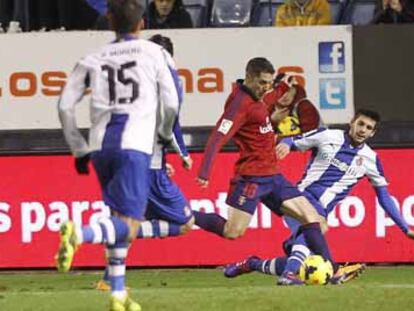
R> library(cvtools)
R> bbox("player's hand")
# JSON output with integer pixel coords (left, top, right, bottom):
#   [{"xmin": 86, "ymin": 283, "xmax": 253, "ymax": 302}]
[
  {"xmin": 166, "ymin": 163, "xmax": 175, "ymax": 177},
  {"xmin": 75, "ymin": 154, "xmax": 90, "ymax": 175},
  {"xmin": 406, "ymin": 229, "xmax": 414, "ymax": 240},
  {"xmin": 182, "ymin": 156, "xmax": 193, "ymax": 171},
  {"xmin": 271, "ymin": 106, "xmax": 289, "ymax": 124},
  {"xmin": 276, "ymin": 143, "xmax": 291, "ymax": 160},
  {"xmin": 197, "ymin": 177, "xmax": 209, "ymax": 188}
]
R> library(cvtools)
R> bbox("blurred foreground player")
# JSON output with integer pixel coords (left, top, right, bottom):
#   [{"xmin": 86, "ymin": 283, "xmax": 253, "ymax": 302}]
[
  {"xmin": 56, "ymin": 1, "xmax": 179, "ymax": 310},
  {"xmin": 96, "ymin": 34, "xmax": 195, "ymax": 291}
]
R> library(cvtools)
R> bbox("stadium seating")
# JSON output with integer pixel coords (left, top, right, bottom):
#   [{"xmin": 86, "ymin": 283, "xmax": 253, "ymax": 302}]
[
  {"xmin": 251, "ymin": 0, "xmax": 284, "ymax": 27},
  {"xmin": 341, "ymin": 0, "xmax": 377, "ymax": 25},
  {"xmin": 330, "ymin": 0, "xmax": 347, "ymax": 24},
  {"xmin": 210, "ymin": 0, "xmax": 255, "ymax": 27},
  {"xmin": 182, "ymin": 0, "xmax": 210, "ymax": 28}
]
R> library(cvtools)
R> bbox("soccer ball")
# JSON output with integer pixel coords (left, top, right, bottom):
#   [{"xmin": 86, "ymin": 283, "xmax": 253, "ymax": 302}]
[{"xmin": 299, "ymin": 255, "xmax": 334, "ymax": 285}]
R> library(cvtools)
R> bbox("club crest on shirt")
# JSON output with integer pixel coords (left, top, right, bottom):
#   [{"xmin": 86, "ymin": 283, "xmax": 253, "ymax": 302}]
[
  {"xmin": 218, "ymin": 119, "xmax": 233, "ymax": 135},
  {"xmin": 356, "ymin": 157, "xmax": 363, "ymax": 166},
  {"xmin": 238, "ymin": 195, "xmax": 247, "ymax": 206}
]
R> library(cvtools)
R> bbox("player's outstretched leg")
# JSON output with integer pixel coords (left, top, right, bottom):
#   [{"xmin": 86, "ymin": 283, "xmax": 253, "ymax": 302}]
[
  {"xmin": 224, "ymin": 256, "xmax": 261, "ymax": 278},
  {"xmin": 329, "ymin": 263, "xmax": 366, "ymax": 285},
  {"xmin": 56, "ymin": 221, "xmax": 79, "ymax": 273},
  {"xmin": 224, "ymin": 256, "xmax": 288, "ymax": 278}
]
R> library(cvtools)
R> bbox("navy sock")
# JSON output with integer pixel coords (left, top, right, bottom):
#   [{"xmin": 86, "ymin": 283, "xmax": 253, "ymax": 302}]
[
  {"xmin": 300, "ymin": 222, "xmax": 338, "ymax": 271},
  {"xmin": 252, "ymin": 257, "xmax": 287, "ymax": 276},
  {"xmin": 284, "ymin": 244, "xmax": 310, "ymax": 274},
  {"xmin": 193, "ymin": 210, "xmax": 226, "ymax": 237}
]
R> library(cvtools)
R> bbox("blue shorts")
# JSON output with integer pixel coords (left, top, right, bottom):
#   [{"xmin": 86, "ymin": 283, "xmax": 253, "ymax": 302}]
[
  {"xmin": 145, "ymin": 169, "xmax": 192, "ymax": 225},
  {"xmin": 91, "ymin": 150, "xmax": 151, "ymax": 220},
  {"xmin": 226, "ymin": 174, "xmax": 302, "ymax": 216}
]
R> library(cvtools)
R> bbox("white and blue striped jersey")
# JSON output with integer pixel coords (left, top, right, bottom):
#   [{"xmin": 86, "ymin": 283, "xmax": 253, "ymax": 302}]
[
  {"xmin": 292, "ymin": 128, "xmax": 388, "ymax": 214},
  {"xmin": 58, "ymin": 38, "xmax": 179, "ymax": 157},
  {"xmin": 150, "ymin": 53, "xmax": 188, "ymax": 169}
]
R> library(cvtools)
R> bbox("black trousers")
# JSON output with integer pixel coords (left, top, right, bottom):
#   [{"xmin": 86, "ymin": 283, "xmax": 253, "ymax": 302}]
[
  {"xmin": 0, "ymin": 0, "xmax": 13, "ymax": 27},
  {"xmin": 35, "ymin": 0, "xmax": 98, "ymax": 30}
]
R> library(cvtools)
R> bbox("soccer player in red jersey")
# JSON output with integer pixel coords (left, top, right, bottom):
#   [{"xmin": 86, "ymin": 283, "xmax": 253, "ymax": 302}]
[{"xmin": 193, "ymin": 57, "xmax": 334, "ymax": 285}]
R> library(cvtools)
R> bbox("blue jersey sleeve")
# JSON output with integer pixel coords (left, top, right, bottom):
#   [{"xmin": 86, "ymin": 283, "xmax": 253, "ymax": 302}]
[
  {"xmin": 375, "ymin": 186, "xmax": 409, "ymax": 234},
  {"xmin": 173, "ymin": 118, "xmax": 189, "ymax": 158}
]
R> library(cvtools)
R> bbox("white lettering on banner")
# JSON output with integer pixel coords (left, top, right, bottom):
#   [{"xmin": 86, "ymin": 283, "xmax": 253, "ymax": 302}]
[
  {"xmin": 402, "ymin": 196, "xmax": 414, "ymax": 226},
  {"xmin": 327, "ymin": 196, "xmax": 365, "ymax": 228},
  {"xmin": 72, "ymin": 201, "xmax": 91, "ymax": 227},
  {"xmin": 0, "ymin": 202, "xmax": 12, "ymax": 232},
  {"xmin": 376, "ymin": 195, "xmax": 414, "ymax": 237},
  {"xmin": 22, "ymin": 202, "xmax": 46, "ymax": 243},
  {"xmin": 89, "ymin": 201, "xmax": 111, "ymax": 224},
  {"xmin": 20, "ymin": 200, "xmax": 110, "ymax": 243},
  {"xmin": 48, "ymin": 201, "xmax": 70, "ymax": 232},
  {"xmin": 339, "ymin": 196, "xmax": 365, "ymax": 227},
  {"xmin": 215, "ymin": 192, "xmax": 228, "ymax": 219}
]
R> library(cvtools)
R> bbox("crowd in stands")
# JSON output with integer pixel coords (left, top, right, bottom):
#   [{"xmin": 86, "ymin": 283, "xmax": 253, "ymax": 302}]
[{"xmin": 0, "ymin": 0, "xmax": 413, "ymax": 33}]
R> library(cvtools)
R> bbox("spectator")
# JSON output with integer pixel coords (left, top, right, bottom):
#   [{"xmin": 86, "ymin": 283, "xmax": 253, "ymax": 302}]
[
  {"xmin": 264, "ymin": 73, "xmax": 321, "ymax": 139},
  {"xmin": 373, "ymin": 0, "xmax": 414, "ymax": 23},
  {"xmin": 145, "ymin": 0, "xmax": 193, "ymax": 29},
  {"xmin": 35, "ymin": 0, "xmax": 98, "ymax": 31},
  {"xmin": 0, "ymin": 0, "xmax": 13, "ymax": 31},
  {"xmin": 274, "ymin": 0, "xmax": 332, "ymax": 26}
]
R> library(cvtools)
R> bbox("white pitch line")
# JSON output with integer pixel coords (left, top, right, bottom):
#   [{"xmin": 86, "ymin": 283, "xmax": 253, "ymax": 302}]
[{"xmin": 379, "ymin": 284, "xmax": 414, "ymax": 289}]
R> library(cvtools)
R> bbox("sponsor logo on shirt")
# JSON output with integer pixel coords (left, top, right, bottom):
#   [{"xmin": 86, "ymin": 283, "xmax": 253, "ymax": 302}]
[
  {"xmin": 218, "ymin": 119, "xmax": 233, "ymax": 135},
  {"xmin": 259, "ymin": 117, "xmax": 273, "ymax": 134},
  {"xmin": 320, "ymin": 152, "xmax": 360, "ymax": 177}
]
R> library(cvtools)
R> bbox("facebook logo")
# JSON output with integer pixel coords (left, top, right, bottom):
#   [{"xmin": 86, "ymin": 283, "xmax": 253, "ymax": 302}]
[
  {"xmin": 320, "ymin": 79, "xmax": 345, "ymax": 109},
  {"xmin": 319, "ymin": 42, "xmax": 345, "ymax": 73}
]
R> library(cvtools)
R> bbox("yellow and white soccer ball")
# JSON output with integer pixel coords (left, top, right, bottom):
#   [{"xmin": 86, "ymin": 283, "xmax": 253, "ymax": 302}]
[
  {"xmin": 277, "ymin": 116, "xmax": 301, "ymax": 137},
  {"xmin": 299, "ymin": 255, "xmax": 334, "ymax": 285}
]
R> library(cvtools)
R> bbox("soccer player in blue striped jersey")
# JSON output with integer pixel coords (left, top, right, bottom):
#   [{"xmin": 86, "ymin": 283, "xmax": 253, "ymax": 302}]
[
  {"xmin": 95, "ymin": 34, "xmax": 195, "ymax": 292},
  {"xmin": 225, "ymin": 109, "xmax": 414, "ymax": 285},
  {"xmin": 56, "ymin": 1, "xmax": 179, "ymax": 310}
]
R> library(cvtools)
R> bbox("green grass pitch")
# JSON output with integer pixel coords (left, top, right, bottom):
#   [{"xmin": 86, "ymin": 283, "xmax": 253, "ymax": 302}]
[{"xmin": 1, "ymin": 266, "xmax": 414, "ymax": 311}]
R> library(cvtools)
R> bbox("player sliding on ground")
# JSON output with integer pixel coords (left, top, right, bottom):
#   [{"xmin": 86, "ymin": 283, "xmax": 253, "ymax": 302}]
[
  {"xmin": 194, "ymin": 57, "xmax": 345, "ymax": 285},
  {"xmin": 225, "ymin": 109, "xmax": 414, "ymax": 284},
  {"xmin": 56, "ymin": 1, "xmax": 179, "ymax": 310}
]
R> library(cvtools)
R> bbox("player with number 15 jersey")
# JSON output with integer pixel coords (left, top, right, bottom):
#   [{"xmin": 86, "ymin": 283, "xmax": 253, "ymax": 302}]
[{"xmin": 59, "ymin": 36, "xmax": 179, "ymax": 158}]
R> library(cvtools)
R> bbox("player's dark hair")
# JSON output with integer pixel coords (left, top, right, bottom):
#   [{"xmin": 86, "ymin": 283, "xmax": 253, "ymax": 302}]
[
  {"xmin": 108, "ymin": 0, "xmax": 144, "ymax": 34},
  {"xmin": 246, "ymin": 57, "xmax": 275, "ymax": 77},
  {"xmin": 149, "ymin": 34, "xmax": 174, "ymax": 56},
  {"xmin": 354, "ymin": 109, "xmax": 381, "ymax": 128}
]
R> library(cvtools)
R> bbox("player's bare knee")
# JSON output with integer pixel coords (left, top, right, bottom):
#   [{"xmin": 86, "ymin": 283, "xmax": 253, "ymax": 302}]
[
  {"xmin": 179, "ymin": 216, "xmax": 195, "ymax": 235},
  {"xmin": 223, "ymin": 225, "xmax": 246, "ymax": 240}
]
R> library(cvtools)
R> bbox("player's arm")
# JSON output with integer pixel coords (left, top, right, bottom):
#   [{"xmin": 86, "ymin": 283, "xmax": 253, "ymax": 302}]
[
  {"xmin": 168, "ymin": 64, "xmax": 192, "ymax": 170},
  {"xmin": 171, "ymin": 118, "xmax": 192, "ymax": 170},
  {"xmin": 296, "ymin": 100, "xmax": 320, "ymax": 133},
  {"xmin": 368, "ymin": 156, "xmax": 413, "ymax": 238},
  {"xmin": 157, "ymin": 50, "xmax": 180, "ymax": 144},
  {"xmin": 374, "ymin": 186, "xmax": 413, "ymax": 237},
  {"xmin": 58, "ymin": 62, "xmax": 91, "ymax": 173},
  {"xmin": 197, "ymin": 100, "xmax": 247, "ymax": 187},
  {"xmin": 276, "ymin": 128, "xmax": 327, "ymax": 159}
]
